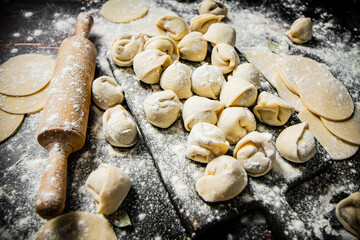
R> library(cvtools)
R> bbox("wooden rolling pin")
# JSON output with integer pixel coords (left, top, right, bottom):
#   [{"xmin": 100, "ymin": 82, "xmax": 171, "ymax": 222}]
[{"xmin": 35, "ymin": 12, "xmax": 97, "ymax": 219}]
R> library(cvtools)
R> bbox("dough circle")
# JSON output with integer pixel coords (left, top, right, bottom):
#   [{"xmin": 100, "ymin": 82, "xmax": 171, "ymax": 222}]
[
  {"xmin": 0, "ymin": 54, "xmax": 55, "ymax": 96},
  {"xmin": 101, "ymin": 0, "xmax": 149, "ymax": 23},
  {"xmin": 0, "ymin": 109, "xmax": 24, "ymax": 142}
]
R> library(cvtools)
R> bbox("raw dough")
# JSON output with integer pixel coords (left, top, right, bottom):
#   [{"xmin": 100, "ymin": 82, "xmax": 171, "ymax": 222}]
[
  {"xmin": 103, "ymin": 105, "xmax": 138, "ymax": 147},
  {"xmin": 191, "ymin": 63, "xmax": 225, "ymax": 99},
  {"xmin": 231, "ymin": 63, "xmax": 261, "ymax": 90},
  {"xmin": 156, "ymin": 15, "xmax": 190, "ymax": 41},
  {"xmin": 133, "ymin": 49, "xmax": 172, "ymax": 84},
  {"xmin": 219, "ymin": 77, "xmax": 257, "ymax": 107},
  {"xmin": 182, "ymin": 96, "xmax": 224, "ymax": 131},
  {"xmin": 101, "ymin": 0, "xmax": 149, "ymax": 23},
  {"xmin": 336, "ymin": 192, "xmax": 360, "ymax": 238},
  {"xmin": 233, "ymin": 131, "xmax": 275, "ymax": 177},
  {"xmin": 286, "ymin": 17, "xmax": 312, "ymax": 44},
  {"xmin": 196, "ymin": 155, "xmax": 247, "ymax": 202},
  {"xmin": 190, "ymin": 14, "xmax": 224, "ymax": 34},
  {"xmin": 198, "ymin": 0, "xmax": 228, "ymax": 16},
  {"xmin": 91, "ymin": 76, "xmax": 124, "ymax": 110},
  {"xmin": 0, "ymin": 54, "xmax": 55, "ymax": 96},
  {"xmin": 160, "ymin": 60, "xmax": 193, "ymax": 99},
  {"xmin": 144, "ymin": 35, "xmax": 180, "ymax": 63},
  {"xmin": 298, "ymin": 72, "xmax": 354, "ymax": 121},
  {"xmin": 204, "ymin": 23, "xmax": 236, "ymax": 47},
  {"xmin": 110, "ymin": 33, "xmax": 145, "ymax": 67},
  {"xmin": 33, "ymin": 211, "xmax": 117, "ymax": 240},
  {"xmin": 186, "ymin": 122, "xmax": 229, "ymax": 163},
  {"xmin": 86, "ymin": 163, "xmax": 131, "ymax": 215},
  {"xmin": 298, "ymin": 108, "xmax": 359, "ymax": 160},
  {"xmin": 253, "ymin": 91, "xmax": 294, "ymax": 126},
  {"xmin": 177, "ymin": 32, "xmax": 208, "ymax": 62},
  {"xmin": 211, "ymin": 43, "xmax": 240, "ymax": 74},
  {"xmin": 143, "ymin": 90, "xmax": 181, "ymax": 128},
  {"xmin": 0, "ymin": 109, "xmax": 24, "ymax": 143},
  {"xmin": 217, "ymin": 107, "xmax": 256, "ymax": 144},
  {"xmin": 276, "ymin": 122, "xmax": 316, "ymax": 163}
]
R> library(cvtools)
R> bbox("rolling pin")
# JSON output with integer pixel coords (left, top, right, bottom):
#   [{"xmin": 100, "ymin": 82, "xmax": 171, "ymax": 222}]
[{"xmin": 35, "ymin": 12, "xmax": 97, "ymax": 219}]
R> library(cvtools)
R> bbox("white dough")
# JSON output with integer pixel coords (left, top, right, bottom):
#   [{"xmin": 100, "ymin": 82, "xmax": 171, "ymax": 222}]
[
  {"xmin": 211, "ymin": 43, "xmax": 240, "ymax": 74},
  {"xmin": 198, "ymin": 0, "xmax": 228, "ymax": 16},
  {"xmin": 286, "ymin": 17, "xmax": 312, "ymax": 44},
  {"xmin": 92, "ymin": 76, "xmax": 124, "ymax": 110},
  {"xmin": 178, "ymin": 32, "xmax": 208, "ymax": 62},
  {"xmin": 101, "ymin": 0, "xmax": 149, "ymax": 23},
  {"xmin": 204, "ymin": 23, "xmax": 236, "ymax": 47},
  {"xmin": 144, "ymin": 35, "xmax": 180, "ymax": 63},
  {"xmin": 231, "ymin": 63, "xmax": 261, "ymax": 90},
  {"xmin": 156, "ymin": 15, "xmax": 190, "ymax": 41},
  {"xmin": 336, "ymin": 192, "xmax": 360, "ymax": 238},
  {"xmin": 110, "ymin": 33, "xmax": 145, "ymax": 67},
  {"xmin": 219, "ymin": 77, "xmax": 257, "ymax": 107},
  {"xmin": 190, "ymin": 14, "xmax": 224, "ymax": 34},
  {"xmin": 0, "ymin": 109, "xmax": 24, "ymax": 143}
]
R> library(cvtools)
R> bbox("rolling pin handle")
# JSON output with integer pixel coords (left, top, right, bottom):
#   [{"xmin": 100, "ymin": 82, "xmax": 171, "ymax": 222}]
[
  {"xmin": 75, "ymin": 12, "xmax": 94, "ymax": 39},
  {"xmin": 35, "ymin": 142, "xmax": 73, "ymax": 219}
]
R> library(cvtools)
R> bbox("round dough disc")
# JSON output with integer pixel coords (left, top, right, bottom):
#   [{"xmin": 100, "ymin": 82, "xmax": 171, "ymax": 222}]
[
  {"xmin": 33, "ymin": 211, "xmax": 117, "ymax": 240},
  {"xmin": 0, "ymin": 109, "xmax": 24, "ymax": 143},
  {"xmin": 0, "ymin": 54, "xmax": 55, "ymax": 96},
  {"xmin": 298, "ymin": 72, "xmax": 354, "ymax": 121},
  {"xmin": 101, "ymin": 0, "xmax": 149, "ymax": 23}
]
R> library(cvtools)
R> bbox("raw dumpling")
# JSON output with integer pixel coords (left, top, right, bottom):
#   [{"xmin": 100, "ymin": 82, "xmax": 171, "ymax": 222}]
[
  {"xmin": 211, "ymin": 43, "xmax": 240, "ymax": 74},
  {"xmin": 133, "ymin": 49, "xmax": 172, "ymax": 84},
  {"xmin": 143, "ymin": 90, "xmax": 181, "ymax": 128},
  {"xmin": 190, "ymin": 14, "xmax": 224, "ymax": 34},
  {"xmin": 253, "ymin": 91, "xmax": 294, "ymax": 126},
  {"xmin": 144, "ymin": 35, "xmax": 179, "ymax": 63},
  {"xmin": 286, "ymin": 17, "xmax": 312, "ymax": 44},
  {"xmin": 177, "ymin": 32, "xmax": 208, "ymax": 62},
  {"xmin": 336, "ymin": 192, "xmax": 360, "ymax": 238},
  {"xmin": 160, "ymin": 60, "xmax": 193, "ymax": 99},
  {"xmin": 204, "ymin": 23, "xmax": 236, "ymax": 47},
  {"xmin": 275, "ymin": 122, "xmax": 316, "ymax": 163},
  {"xmin": 182, "ymin": 96, "xmax": 224, "ymax": 131},
  {"xmin": 233, "ymin": 131, "xmax": 275, "ymax": 177},
  {"xmin": 231, "ymin": 63, "xmax": 261, "ymax": 90},
  {"xmin": 191, "ymin": 63, "xmax": 225, "ymax": 99},
  {"xmin": 110, "ymin": 33, "xmax": 145, "ymax": 67},
  {"xmin": 217, "ymin": 107, "xmax": 256, "ymax": 144},
  {"xmin": 219, "ymin": 77, "xmax": 257, "ymax": 107},
  {"xmin": 196, "ymin": 155, "xmax": 247, "ymax": 202},
  {"xmin": 198, "ymin": 0, "xmax": 228, "ymax": 16},
  {"xmin": 156, "ymin": 15, "xmax": 190, "ymax": 41},
  {"xmin": 103, "ymin": 105, "xmax": 138, "ymax": 147},
  {"xmin": 186, "ymin": 122, "xmax": 229, "ymax": 163},
  {"xmin": 86, "ymin": 163, "xmax": 131, "ymax": 215},
  {"xmin": 92, "ymin": 76, "xmax": 124, "ymax": 110}
]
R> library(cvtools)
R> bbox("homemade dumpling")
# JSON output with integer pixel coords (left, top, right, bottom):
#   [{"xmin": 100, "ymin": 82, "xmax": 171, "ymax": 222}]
[
  {"xmin": 204, "ymin": 23, "xmax": 236, "ymax": 47},
  {"xmin": 143, "ymin": 90, "xmax": 181, "ymax": 128},
  {"xmin": 233, "ymin": 131, "xmax": 275, "ymax": 177},
  {"xmin": 144, "ymin": 35, "xmax": 179, "ymax": 63},
  {"xmin": 286, "ymin": 17, "xmax": 312, "ymax": 44},
  {"xmin": 219, "ymin": 77, "xmax": 257, "ymax": 107},
  {"xmin": 182, "ymin": 96, "xmax": 224, "ymax": 131},
  {"xmin": 231, "ymin": 63, "xmax": 261, "ymax": 90},
  {"xmin": 103, "ymin": 105, "xmax": 138, "ymax": 147},
  {"xmin": 186, "ymin": 122, "xmax": 229, "ymax": 163},
  {"xmin": 211, "ymin": 43, "xmax": 240, "ymax": 74},
  {"xmin": 217, "ymin": 107, "xmax": 256, "ymax": 144},
  {"xmin": 191, "ymin": 63, "xmax": 225, "ymax": 99},
  {"xmin": 253, "ymin": 91, "xmax": 294, "ymax": 126},
  {"xmin": 196, "ymin": 155, "xmax": 247, "ymax": 202},
  {"xmin": 156, "ymin": 15, "xmax": 190, "ymax": 41},
  {"xmin": 190, "ymin": 14, "xmax": 224, "ymax": 34},
  {"xmin": 86, "ymin": 163, "xmax": 131, "ymax": 215},
  {"xmin": 110, "ymin": 33, "xmax": 145, "ymax": 67},
  {"xmin": 177, "ymin": 32, "xmax": 208, "ymax": 62},
  {"xmin": 198, "ymin": 0, "xmax": 228, "ymax": 16},
  {"xmin": 336, "ymin": 192, "xmax": 360, "ymax": 238},
  {"xmin": 276, "ymin": 122, "xmax": 316, "ymax": 163},
  {"xmin": 160, "ymin": 60, "xmax": 193, "ymax": 99},
  {"xmin": 92, "ymin": 76, "xmax": 124, "ymax": 110},
  {"xmin": 133, "ymin": 49, "xmax": 172, "ymax": 84}
]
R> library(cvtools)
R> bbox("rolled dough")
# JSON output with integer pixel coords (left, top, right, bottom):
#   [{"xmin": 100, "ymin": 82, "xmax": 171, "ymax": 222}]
[
  {"xmin": 101, "ymin": 0, "xmax": 149, "ymax": 23},
  {"xmin": 0, "ymin": 109, "xmax": 24, "ymax": 143}
]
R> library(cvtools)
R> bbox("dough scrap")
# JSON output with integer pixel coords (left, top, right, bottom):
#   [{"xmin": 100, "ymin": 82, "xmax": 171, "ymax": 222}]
[
  {"xmin": 110, "ymin": 33, "xmax": 145, "ymax": 67},
  {"xmin": 0, "ymin": 54, "xmax": 55, "ymax": 96},
  {"xmin": 156, "ymin": 15, "xmax": 190, "ymax": 41},
  {"xmin": 144, "ymin": 90, "xmax": 181, "ymax": 128},
  {"xmin": 103, "ymin": 105, "xmax": 138, "ymax": 147},
  {"xmin": 0, "ymin": 109, "xmax": 24, "ymax": 143},
  {"xmin": 211, "ymin": 43, "xmax": 240, "ymax": 74},
  {"xmin": 145, "ymin": 35, "xmax": 180, "ymax": 63},
  {"xmin": 101, "ymin": 0, "xmax": 149, "ymax": 23},
  {"xmin": 286, "ymin": 17, "xmax": 312, "ymax": 44},
  {"xmin": 196, "ymin": 155, "xmax": 247, "ymax": 202},
  {"xmin": 231, "ymin": 63, "xmax": 261, "ymax": 90},
  {"xmin": 336, "ymin": 192, "xmax": 360, "ymax": 238},
  {"xmin": 219, "ymin": 77, "xmax": 257, "ymax": 108},
  {"xmin": 177, "ymin": 32, "xmax": 208, "ymax": 62},
  {"xmin": 204, "ymin": 23, "xmax": 236, "ymax": 47},
  {"xmin": 276, "ymin": 122, "xmax": 316, "ymax": 163},
  {"xmin": 190, "ymin": 14, "xmax": 224, "ymax": 34},
  {"xmin": 92, "ymin": 76, "xmax": 124, "ymax": 110},
  {"xmin": 217, "ymin": 107, "xmax": 256, "ymax": 144},
  {"xmin": 298, "ymin": 108, "xmax": 359, "ymax": 160},
  {"xmin": 186, "ymin": 122, "xmax": 229, "ymax": 163},
  {"xmin": 86, "ymin": 163, "xmax": 131, "ymax": 215},
  {"xmin": 33, "ymin": 211, "xmax": 117, "ymax": 240},
  {"xmin": 198, "ymin": 0, "xmax": 228, "ymax": 16}
]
